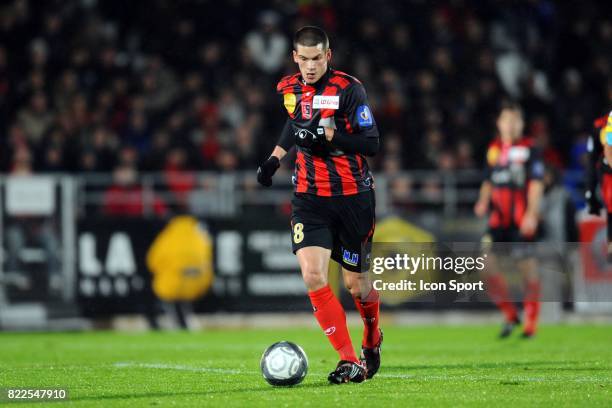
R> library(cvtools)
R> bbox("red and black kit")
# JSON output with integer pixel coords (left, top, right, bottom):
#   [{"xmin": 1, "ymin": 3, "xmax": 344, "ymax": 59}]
[
  {"xmin": 586, "ymin": 115, "xmax": 612, "ymax": 240},
  {"xmin": 276, "ymin": 68, "xmax": 379, "ymax": 272},
  {"xmin": 276, "ymin": 68, "xmax": 378, "ymax": 197},
  {"xmin": 484, "ymin": 137, "xmax": 544, "ymax": 241}
]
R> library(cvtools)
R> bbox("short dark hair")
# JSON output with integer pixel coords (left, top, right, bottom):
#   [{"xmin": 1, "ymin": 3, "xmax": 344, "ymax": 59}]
[
  {"xmin": 293, "ymin": 26, "xmax": 329, "ymax": 50},
  {"xmin": 498, "ymin": 100, "xmax": 523, "ymax": 117}
]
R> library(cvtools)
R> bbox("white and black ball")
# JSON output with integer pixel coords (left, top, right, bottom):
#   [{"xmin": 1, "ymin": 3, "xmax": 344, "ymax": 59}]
[{"xmin": 260, "ymin": 341, "xmax": 308, "ymax": 386}]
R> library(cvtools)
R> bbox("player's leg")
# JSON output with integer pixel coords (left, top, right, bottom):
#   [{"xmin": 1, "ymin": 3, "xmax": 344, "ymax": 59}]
[
  {"xmin": 608, "ymin": 217, "xmax": 612, "ymax": 262},
  {"xmin": 332, "ymin": 191, "xmax": 381, "ymax": 350},
  {"xmin": 343, "ymin": 268, "xmax": 382, "ymax": 379},
  {"xmin": 291, "ymin": 193, "xmax": 361, "ymax": 375},
  {"xmin": 342, "ymin": 269, "xmax": 380, "ymax": 348},
  {"xmin": 603, "ymin": 173, "xmax": 612, "ymax": 260},
  {"xmin": 296, "ymin": 248, "xmax": 359, "ymax": 364},
  {"xmin": 482, "ymin": 231, "xmax": 519, "ymax": 337},
  {"xmin": 296, "ymin": 246, "xmax": 363, "ymax": 383},
  {"xmin": 292, "ymin": 193, "xmax": 364, "ymax": 383},
  {"xmin": 332, "ymin": 189, "xmax": 378, "ymax": 379},
  {"xmin": 518, "ymin": 256, "xmax": 540, "ymax": 338}
]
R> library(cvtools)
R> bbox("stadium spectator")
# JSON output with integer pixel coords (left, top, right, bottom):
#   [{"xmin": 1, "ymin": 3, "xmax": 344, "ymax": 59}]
[
  {"xmin": 102, "ymin": 164, "xmax": 167, "ymax": 217},
  {"xmin": 245, "ymin": 11, "xmax": 289, "ymax": 75}
]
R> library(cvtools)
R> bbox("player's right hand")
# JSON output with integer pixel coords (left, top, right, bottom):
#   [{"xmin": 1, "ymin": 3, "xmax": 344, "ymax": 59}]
[
  {"xmin": 257, "ymin": 156, "xmax": 280, "ymax": 187},
  {"xmin": 585, "ymin": 190, "xmax": 602, "ymax": 215},
  {"xmin": 474, "ymin": 199, "xmax": 489, "ymax": 217}
]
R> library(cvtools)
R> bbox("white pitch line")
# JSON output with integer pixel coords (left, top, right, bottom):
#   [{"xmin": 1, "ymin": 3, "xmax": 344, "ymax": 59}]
[
  {"xmin": 113, "ymin": 362, "xmax": 611, "ymax": 384},
  {"xmin": 113, "ymin": 362, "xmax": 252, "ymax": 375}
]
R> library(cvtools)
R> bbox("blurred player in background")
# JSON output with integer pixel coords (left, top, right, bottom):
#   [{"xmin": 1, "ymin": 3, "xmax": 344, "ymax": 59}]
[
  {"xmin": 586, "ymin": 112, "xmax": 612, "ymax": 258},
  {"xmin": 257, "ymin": 26, "xmax": 381, "ymax": 384},
  {"xmin": 474, "ymin": 102, "xmax": 544, "ymax": 338}
]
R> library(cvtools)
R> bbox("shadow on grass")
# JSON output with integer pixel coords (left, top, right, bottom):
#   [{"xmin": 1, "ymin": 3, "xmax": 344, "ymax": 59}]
[
  {"xmin": 383, "ymin": 360, "xmax": 610, "ymax": 372},
  {"xmin": 68, "ymin": 381, "xmax": 331, "ymax": 402}
]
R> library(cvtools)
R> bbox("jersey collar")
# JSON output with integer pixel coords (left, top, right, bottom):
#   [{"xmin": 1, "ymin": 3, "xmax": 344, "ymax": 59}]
[{"xmin": 301, "ymin": 68, "xmax": 332, "ymax": 89}]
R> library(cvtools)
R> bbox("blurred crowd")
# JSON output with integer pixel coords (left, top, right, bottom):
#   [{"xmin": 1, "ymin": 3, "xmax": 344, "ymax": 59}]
[{"xmin": 1, "ymin": 0, "xmax": 611, "ymax": 200}]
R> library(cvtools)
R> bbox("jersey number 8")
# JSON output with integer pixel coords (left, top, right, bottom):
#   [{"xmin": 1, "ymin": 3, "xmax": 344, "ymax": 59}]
[{"xmin": 293, "ymin": 223, "xmax": 304, "ymax": 244}]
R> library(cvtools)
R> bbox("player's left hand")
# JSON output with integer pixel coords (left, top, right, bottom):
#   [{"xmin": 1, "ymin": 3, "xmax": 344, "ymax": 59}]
[{"xmin": 520, "ymin": 212, "xmax": 538, "ymax": 238}]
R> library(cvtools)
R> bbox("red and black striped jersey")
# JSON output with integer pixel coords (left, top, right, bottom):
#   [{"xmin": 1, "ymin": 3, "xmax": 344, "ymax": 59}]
[
  {"xmin": 593, "ymin": 114, "xmax": 612, "ymax": 174},
  {"xmin": 485, "ymin": 137, "xmax": 544, "ymax": 228},
  {"xmin": 276, "ymin": 68, "xmax": 378, "ymax": 197}
]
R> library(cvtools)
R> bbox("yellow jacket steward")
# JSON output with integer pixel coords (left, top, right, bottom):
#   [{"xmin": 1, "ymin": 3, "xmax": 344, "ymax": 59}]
[{"xmin": 147, "ymin": 216, "xmax": 214, "ymax": 301}]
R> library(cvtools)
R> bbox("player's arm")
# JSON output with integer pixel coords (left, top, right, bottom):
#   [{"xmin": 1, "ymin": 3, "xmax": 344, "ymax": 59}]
[
  {"xmin": 257, "ymin": 119, "xmax": 294, "ymax": 187},
  {"xmin": 520, "ymin": 178, "xmax": 544, "ymax": 237},
  {"xmin": 474, "ymin": 152, "xmax": 493, "ymax": 217},
  {"xmin": 605, "ymin": 145, "xmax": 612, "ymax": 168},
  {"xmin": 325, "ymin": 83, "xmax": 379, "ymax": 156},
  {"xmin": 271, "ymin": 119, "xmax": 294, "ymax": 160},
  {"xmin": 586, "ymin": 118, "xmax": 604, "ymax": 214},
  {"xmin": 474, "ymin": 180, "xmax": 492, "ymax": 217},
  {"xmin": 525, "ymin": 180, "xmax": 544, "ymax": 218},
  {"xmin": 520, "ymin": 150, "xmax": 545, "ymax": 236},
  {"xmin": 604, "ymin": 113, "xmax": 612, "ymax": 168}
]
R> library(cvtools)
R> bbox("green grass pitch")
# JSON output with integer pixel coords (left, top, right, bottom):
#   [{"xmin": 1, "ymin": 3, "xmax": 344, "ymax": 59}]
[{"xmin": 0, "ymin": 325, "xmax": 610, "ymax": 407}]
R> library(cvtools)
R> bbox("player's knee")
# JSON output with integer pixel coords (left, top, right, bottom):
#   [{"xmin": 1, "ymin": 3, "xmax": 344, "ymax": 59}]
[
  {"xmin": 344, "ymin": 275, "xmax": 364, "ymax": 299},
  {"xmin": 301, "ymin": 265, "xmax": 326, "ymax": 290},
  {"xmin": 347, "ymin": 284, "xmax": 362, "ymax": 299}
]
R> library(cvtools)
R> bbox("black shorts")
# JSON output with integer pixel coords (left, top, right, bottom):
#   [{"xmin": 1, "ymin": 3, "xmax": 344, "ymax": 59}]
[
  {"xmin": 482, "ymin": 227, "xmax": 538, "ymax": 258},
  {"xmin": 485, "ymin": 227, "xmax": 539, "ymax": 242},
  {"xmin": 290, "ymin": 190, "xmax": 375, "ymax": 273}
]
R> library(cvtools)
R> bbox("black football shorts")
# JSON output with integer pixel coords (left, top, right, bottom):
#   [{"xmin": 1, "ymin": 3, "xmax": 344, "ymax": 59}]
[
  {"xmin": 482, "ymin": 227, "xmax": 539, "ymax": 259},
  {"xmin": 290, "ymin": 190, "xmax": 375, "ymax": 273}
]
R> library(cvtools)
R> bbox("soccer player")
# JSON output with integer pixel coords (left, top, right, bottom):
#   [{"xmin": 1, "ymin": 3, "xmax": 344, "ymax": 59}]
[
  {"xmin": 257, "ymin": 26, "xmax": 381, "ymax": 383},
  {"xmin": 474, "ymin": 102, "xmax": 544, "ymax": 338},
  {"xmin": 586, "ymin": 112, "xmax": 612, "ymax": 258}
]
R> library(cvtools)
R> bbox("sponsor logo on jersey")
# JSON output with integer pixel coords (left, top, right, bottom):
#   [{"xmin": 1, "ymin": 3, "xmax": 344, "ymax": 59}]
[
  {"xmin": 491, "ymin": 169, "xmax": 511, "ymax": 184},
  {"xmin": 313, "ymin": 95, "xmax": 340, "ymax": 109},
  {"xmin": 357, "ymin": 105, "xmax": 373, "ymax": 127},
  {"xmin": 283, "ymin": 93, "xmax": 296, "ymax": 114},
  {"xmin": 508, "ymin": 146, "xmax": 530, "ymax": 162},
  {"xmin": 301, "ymin": 101, "xmax": 312, "ymax": 119},
  {"xmin": 295, "ymin": 128, "xmax": 323, "ymax": 142}
]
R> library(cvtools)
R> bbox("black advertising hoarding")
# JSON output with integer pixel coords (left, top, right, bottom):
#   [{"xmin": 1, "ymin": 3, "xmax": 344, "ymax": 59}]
[
  {"xmin": 77, "ymin": 218, "xmax": 165, "ymax": 316},
  {"xmin": 77, "ymin": 212, "xmax": 539, "ymax": 316},
  {"xmin": 76, "ymin": 211, "xmax": 312, "ymax": 316}
]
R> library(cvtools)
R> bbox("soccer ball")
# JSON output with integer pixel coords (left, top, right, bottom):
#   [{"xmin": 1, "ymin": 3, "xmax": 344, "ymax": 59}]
[{"xmin": 260, "ymin": 341, "xmax": 308, "ymax": 386}]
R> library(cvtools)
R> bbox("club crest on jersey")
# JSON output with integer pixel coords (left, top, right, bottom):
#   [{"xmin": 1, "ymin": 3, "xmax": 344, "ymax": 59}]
[
  {"xmin": 302, "ymin": 101, "xmax": 312, "ymax": 119},
  {"xmin": 487, "ymin": 146, "xmax": 500, "ymax": 166},
  {"xmin": 283, "ymin": 93, "xmax": 296, "ymax": 114},
  {"xmin": 357, "ymin": 105, "xmax": 373, "ymax": 127},
  {"xmin": 313, "ymin": 95, "xmax": 339, "ymax": 109}
]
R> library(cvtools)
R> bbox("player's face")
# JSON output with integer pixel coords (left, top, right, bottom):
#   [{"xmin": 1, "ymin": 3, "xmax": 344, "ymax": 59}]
[
  {"xmin": 293, "ymin": 44, "xmax": 331, "ymax": 84},
  {"xmin": 497, "ymin": 109, "xmax": 524, "ymax": 142}
]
